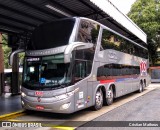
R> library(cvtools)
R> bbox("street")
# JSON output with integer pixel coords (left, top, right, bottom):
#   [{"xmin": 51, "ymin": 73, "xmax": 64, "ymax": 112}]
[
  {"xmin": 78, "ymin": 84, "xmax": 160, "ymax": 130},
  {"xmin": 0, "ymin": 84, "xmax": 160, "ymax": 130}
]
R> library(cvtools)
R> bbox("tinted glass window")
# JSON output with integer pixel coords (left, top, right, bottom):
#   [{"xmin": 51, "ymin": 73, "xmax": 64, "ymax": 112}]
[
  {"xmin": 97, "ymin": 64, "xmax": 140, "ymax": 80},
  {"xmin": 75, "ymin": 60, "xmax": 86, "ymax": 78},
  {"xmin": 28, "ymin": 18, "xmax": 75, "ymax": 50},
  {"xmin": 73, "ymin": 19, "xmax": 100, "ymax": 83},
  {"xmin": 101, "ymin": 29, "xmax": 148, "ymax": 59},
  {"xmin": 23, "ymin": 54, "xmax": 72, "ymax": 89},
  {"xmin": 72, "ymin": 46, "xmax": 95, "ymax": 83},
  {"xmin": 73, "ymin": 60, "xmax": 92, "ymax": 82},
  {"xmin": 75, "ymin": 49, "xmax": 94, "ymax": 61},
  {"xmin": 76, "ymin": 19, "xmax": 100, "ymax": 44}
]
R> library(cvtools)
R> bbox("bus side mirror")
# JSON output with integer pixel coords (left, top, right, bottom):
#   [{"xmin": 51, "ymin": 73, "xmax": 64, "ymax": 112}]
[
  {"xmin": 9, "ymin": 49, "xmax": 25, "ymax": 66},
  {"xmin": 64, "ymin": 42, "xmax": 93, "ymax": 63}
]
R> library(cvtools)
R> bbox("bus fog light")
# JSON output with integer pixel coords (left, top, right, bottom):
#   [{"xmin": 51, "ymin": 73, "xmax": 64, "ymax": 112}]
[
  {"xmin": 60, "ymin": 102, "xmax": 71, "ymax": 110},
  {"xmin": 21, "ymin": 92, "xmax": 26, "ymax": 97}
]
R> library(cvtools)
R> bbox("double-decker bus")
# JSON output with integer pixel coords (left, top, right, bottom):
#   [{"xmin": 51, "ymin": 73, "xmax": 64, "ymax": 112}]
[{"xmin": 11, "ymin": 17, "xmax": 150, "ymax": 113}]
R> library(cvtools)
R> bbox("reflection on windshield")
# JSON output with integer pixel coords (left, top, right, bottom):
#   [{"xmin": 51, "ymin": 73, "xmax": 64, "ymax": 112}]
[{"xmin": 23, "ymin": 54, "xmax": 71, "ymax": 87}]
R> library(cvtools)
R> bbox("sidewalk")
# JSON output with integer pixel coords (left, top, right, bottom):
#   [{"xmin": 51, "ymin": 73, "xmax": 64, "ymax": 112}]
[{"xmin": 0, "ymin": 93, "xmax": 23, "ymax": 116}]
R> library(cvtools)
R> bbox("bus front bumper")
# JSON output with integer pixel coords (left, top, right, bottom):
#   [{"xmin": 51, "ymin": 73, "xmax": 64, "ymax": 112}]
[{"xmin": 21, "ymin": 96, "xmax": 75, "ymax": 114}]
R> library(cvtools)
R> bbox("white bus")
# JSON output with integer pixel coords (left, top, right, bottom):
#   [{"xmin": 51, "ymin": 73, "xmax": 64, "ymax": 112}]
[{"xmin": 10, "ymin": 17, "xmax": 150, "ymax": 113}]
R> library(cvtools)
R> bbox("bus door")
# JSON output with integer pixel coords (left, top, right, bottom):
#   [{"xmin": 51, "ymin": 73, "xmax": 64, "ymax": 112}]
[{"xmin": 74, "ymin": 60, "xmax": 88, "ymax": 110}]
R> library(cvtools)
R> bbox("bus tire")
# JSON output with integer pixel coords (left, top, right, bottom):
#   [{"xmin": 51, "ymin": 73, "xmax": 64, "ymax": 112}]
[
  {"xmin": 93, "ymin": 88, "xmax": 103, "ymax": 110},
  {"xmin": 138, "ymin": 82, "xmax": 144, "ymax": 93},
  {"xmin": 106, "ymin": 86, "xmax": 114, "ymax": 105}
]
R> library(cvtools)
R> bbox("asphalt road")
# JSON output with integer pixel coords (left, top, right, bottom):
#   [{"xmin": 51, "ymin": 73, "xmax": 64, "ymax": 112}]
[
  {"xmin": 1, "ymin": 84, "xmax": 160, "ymax": 130},
  {"xmin": 78, "ymin": 86, "xmax": 160, "ymax": 130}
]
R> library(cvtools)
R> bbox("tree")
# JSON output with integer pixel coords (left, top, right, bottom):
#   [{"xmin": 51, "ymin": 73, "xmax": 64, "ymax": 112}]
[
  {"xmin": 128, "ymin": 0, "xmax": 160, "ymax": 65},
  {"xmin": 2, "ymin": 34, "xmax": 24, "ymax": 69},
  {"xmin": 2, "ymin": 34, "xmax": 11, "ymax": 69}
]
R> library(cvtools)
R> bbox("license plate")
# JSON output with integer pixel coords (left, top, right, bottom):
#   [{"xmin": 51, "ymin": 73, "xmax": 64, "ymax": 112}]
[
  {"xmin": 36, "ymin": 105, "xmax": 44, "ymax": 110},
  {"xmin": 35, "ymin": 91, "xmax": 43, "ymax": 96}
]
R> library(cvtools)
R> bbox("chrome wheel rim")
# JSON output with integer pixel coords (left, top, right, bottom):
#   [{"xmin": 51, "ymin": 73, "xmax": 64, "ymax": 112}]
[
  {"xmin": 107, "ymin": 89, "xmax": 113, "ymax": 101},
  {"xmin": 95, "ymin": 91, "xmax": 103, "ymax": 106}
]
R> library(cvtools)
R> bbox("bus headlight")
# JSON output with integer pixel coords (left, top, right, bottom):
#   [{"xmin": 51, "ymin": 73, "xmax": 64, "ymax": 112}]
[
  {"xmin": 60, "ymin": 102, "xmax": 71, "ymax": 110},
  {"xmin": 21, "ymin": 92, "xmax": 26, "ymax": 97}
]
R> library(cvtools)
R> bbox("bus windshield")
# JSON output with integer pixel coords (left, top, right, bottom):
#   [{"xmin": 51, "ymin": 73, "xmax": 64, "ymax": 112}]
[
  {"xmin": 23, "ymin": 54, "xmax": 72, "ymax": 88},
  {"xmin": 28, "ymin": 18, "xmax": 76, "ymax": 50}
]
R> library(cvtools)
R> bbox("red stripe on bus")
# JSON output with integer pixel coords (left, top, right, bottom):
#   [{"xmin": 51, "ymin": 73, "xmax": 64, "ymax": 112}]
[{"xmin": 100, "ymin": 79, "xmax": 115, "ymax": 84}]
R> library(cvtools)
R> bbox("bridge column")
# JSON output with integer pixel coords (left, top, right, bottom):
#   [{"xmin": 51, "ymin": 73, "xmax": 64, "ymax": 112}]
[
  {"xmin": 0, "ymin": 33, "xmax": 4, "ymax": 96},
  {"xmin": 11, "ymin": 50, "xmax": 20, "ymax": 95}
]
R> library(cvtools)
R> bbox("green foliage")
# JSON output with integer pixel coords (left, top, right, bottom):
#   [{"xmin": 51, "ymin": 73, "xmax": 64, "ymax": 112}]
[
  {"xmin": 128, "ymin": 0, "xmax": 160, "ymax": 65},
  {"xmin": 2, "ymin": 34, "xmax": 11, "ymax": 69},
  {"xmin": 19, "ymin": 52, "xmax": 25, "ymax": 66},
  {"xmin": 2, "ymin": 34, "xmax": 25, "ymax": 69}
]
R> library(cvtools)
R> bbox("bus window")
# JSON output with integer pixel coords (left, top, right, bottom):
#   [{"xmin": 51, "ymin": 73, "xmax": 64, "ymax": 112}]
[
  {"xmin": 28, "ymin": 18, "xmax": 76, "ymax": 50},
  {"xmin": 23, "ymin": 55, "xmax": 72, "ymax": 88},
  {"xmin": 74, "ymin": 60, "xmax": 92, "ymax": 82},
  {"xmin": 74, "ymin": 60, "xmax": 86, "ymax": 81},
  {"xmin": 101, "ymin": 28, "xmax": 148, "ymax": 59},
  {"xmin": 76, "ymin": 19, "xmax": 100, "ymax": 44}
]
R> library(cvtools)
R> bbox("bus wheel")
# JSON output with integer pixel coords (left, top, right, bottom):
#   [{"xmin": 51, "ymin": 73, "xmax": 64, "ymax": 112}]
[
  {"xmin": 93, "ymin": 88, "xmax": 103, "ymax": 110},
  {"xmin": 106, "ymin": 86, "xmax": 114, "ymax": 105},
  {"xmin": 139, "ymin": 82, "xmax": 144, "ymax": 93}
]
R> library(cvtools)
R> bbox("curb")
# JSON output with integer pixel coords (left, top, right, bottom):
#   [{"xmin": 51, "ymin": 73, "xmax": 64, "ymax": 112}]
[{"xmin": 0, "ymin": 110, "xmax": 25, "ymax": 120}]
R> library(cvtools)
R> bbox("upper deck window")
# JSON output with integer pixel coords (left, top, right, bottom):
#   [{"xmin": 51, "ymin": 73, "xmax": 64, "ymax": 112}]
[
  {"xmin": 28, "ymin": 18, "xmax": 76, "ymax": 50},
  {"xmin": 101, "ymin": 29, "xmax": 148, "ymax": 59},
  {"xmin": 76, "ymin": 19, "xmax": 100, "ymax": 44}
]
